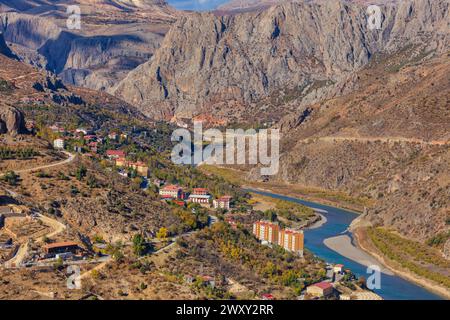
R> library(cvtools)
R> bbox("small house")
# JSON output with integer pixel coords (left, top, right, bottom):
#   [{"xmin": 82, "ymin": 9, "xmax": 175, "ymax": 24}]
[{"xmin": 306, "ymin": 282, "xmax": 334, "ymax": 298}]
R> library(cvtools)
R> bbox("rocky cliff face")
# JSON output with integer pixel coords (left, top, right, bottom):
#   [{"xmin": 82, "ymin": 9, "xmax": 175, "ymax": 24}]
[
  {"xmin": 114, "ymin": 0, "xmax": 449, "ymax": 120},
  {"xmin": 0, "ymin": 104, "xmax": 26, "ymax": 135},
  {"xmin": 0, "ymin": 1, "xmax": 178, "ymax": 91},
  {"xmin": 253, "ymin": 50, "xmax": 450, "ymax": 243},
  {"xmin": 0, "ymin": 32, "xmax": 15, "ymax": 58}
]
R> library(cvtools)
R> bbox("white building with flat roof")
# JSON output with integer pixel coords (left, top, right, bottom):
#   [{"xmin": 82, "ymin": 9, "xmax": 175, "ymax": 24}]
[{"xmin": 53, "ymin": 138, "xmax": 65, "ymax": 150}]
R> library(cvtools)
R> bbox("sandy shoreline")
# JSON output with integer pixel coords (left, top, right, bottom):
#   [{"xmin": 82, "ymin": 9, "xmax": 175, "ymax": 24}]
[
  {"xmin": 236, "ymin": 184, "xmax": 450, "ymax": 299},
  {"xmin": 323, "ymin": 235, "xmax": 394, "ymax": 275},
  {"xmin": 307, "ymin": 213, "xmax": 327, "ymax": 230}
]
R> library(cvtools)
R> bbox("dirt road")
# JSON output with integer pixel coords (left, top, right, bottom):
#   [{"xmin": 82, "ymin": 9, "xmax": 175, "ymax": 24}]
[{"xmin": 301, "ymin": 136, "xmax": 449, "ymax": 146}]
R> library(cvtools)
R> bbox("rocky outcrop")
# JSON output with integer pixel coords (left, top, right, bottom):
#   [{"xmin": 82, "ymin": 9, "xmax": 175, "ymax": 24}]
[
  {"xmin": 0, "ymin": 1, "xmax": 178, "ymax": 91},
  {"xmin": 258, "ymin": 49, "xmax": 450, "ymax": 243},
  {"xmin": 0, "ymin": 104, "xmax": 26, "ymax": 135},
  {"xmin": 444, "ymin": 240, "xmax": 450, "ymax": 260},
  {"xmin": 114, "ymin": 0, "xmax": 450, "ymax": 119},
  {"xmin": 0, "ymin": 32, "xmax": 16, "ymax": 59}
]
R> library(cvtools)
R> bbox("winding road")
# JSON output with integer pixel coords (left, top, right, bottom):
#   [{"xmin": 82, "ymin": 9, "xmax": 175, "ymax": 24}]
[
  {"xmin": 300, "ymin": 136, "xmax": 450, "ymax": 146},
  {"xmin": 1, "ymin": 151, "xmax": 75, "ymax": 268}
]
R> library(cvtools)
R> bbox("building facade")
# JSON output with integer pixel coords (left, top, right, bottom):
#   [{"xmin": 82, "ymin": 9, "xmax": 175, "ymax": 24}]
[
  {"xmin": 253, "ymin": 221, "xmax": 304, "ymax": 256},
  {"xmin": 306, "ymin": 282, "xmax": 334, "ymax": 298},
  {"xmin": 53, "ymin": 138, "xmax": 65, "ymax": 150},
  {"xmin": 252, "ymin": 221, "xmax": 280, "ymax": 244},
  {"xmin": 188, "ymin": 188, "xmax": 211, "ymax": 204},
  {"xmin": 278, "ymin": 229, "xmax": 304, "ymax": 256},
  {"xmin": 213, "ymin": 196, "xmax": 232, "ymax": 210},
  {"xmin": 159, "ymin": 185, "xmax": 183, "ymax": 199}
]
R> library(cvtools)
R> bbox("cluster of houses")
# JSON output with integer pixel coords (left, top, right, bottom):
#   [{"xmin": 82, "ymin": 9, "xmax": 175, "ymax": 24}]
[
  {"xmin": 106, "ymin": 150, "xmax": 149, "ymax": 178},
  {"xmin": 52, "ymin": 125, "xmax": 128, "ymax": 155},
  {"xmin": 158, "ymin": 185, "xmax": 232, "ymax": 210},
  {"xmin": 52, "ymin": 126, "xmax": 106, "ymax": 154},
  {"xmin": 252, "ymin": 220, "xmax": 304, "ymax": 256},
  {"xmin": 51, "ymin": 125, "xmax": 150, "ymax": 178}
]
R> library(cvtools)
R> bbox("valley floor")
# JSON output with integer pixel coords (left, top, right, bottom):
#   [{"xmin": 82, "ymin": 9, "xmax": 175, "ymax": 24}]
[{"xmin": 199, "ymin": 165, "xmax": 450, "ymax": 300}]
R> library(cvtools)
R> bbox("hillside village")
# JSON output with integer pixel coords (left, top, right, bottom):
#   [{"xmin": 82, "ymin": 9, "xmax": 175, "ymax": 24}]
[
  {"xmin": 2, "ymin": 0, "xmax": 447, "ymax": 302},
  {"xmin": 0, "ymin": 115, "xmax": 382, "ymax": 300}
]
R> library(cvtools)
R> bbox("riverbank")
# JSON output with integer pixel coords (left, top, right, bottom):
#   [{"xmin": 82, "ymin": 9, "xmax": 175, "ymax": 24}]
[
  {"xmin": 306, "ymin": 213, "xmax": 327, "ymax": 230},
  {"xmin": 323, "ymin": 234, "xmax": 394, "ymax": 275},
  {"xmin": 354, "ymin": 227, "xmax": 450, "ymax": 300},
  {"xmin": 199, "ymin": 165, "xmax": 447, "ymax": 299},
  {"xmin": 245, "ymin": 187, "xmax": 448, "ymax": 299},
  {"xmin": 199, "ymin": 165, "xmax": 370, "ymax": 214}
]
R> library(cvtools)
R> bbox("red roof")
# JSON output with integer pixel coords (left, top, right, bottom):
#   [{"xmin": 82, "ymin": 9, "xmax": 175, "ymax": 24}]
[
  {"xmin": 255, "ymin": 221, "xmax": 279, "ymax": 228},
  {"xmin": 44, "ymin": 241, "xmax": 79, "ymax": 250},
  {"xmin": 106, "ymin": 150, "xmax": 126, "ymax": 157},
  {"xmin": 311, "ymin": 282, "xmax": 333, "ymax": 290},
  {"xmin": 193, "ymin": 188, "xmax": 209, "ymax": 194},
  {"xmin": 218, "ymin": 196, "xmax": 232, "ymax": 201},
  {"xmin": 282, "ymin": 229, "xmax": 302, "ymax": 235},
  {"xmin": 163, "ymin": 185, "xmax": 182, "ymax": 191},
  {"xmin": 261, "ymin": 294, "xmax": 274, "ymax": 300}
]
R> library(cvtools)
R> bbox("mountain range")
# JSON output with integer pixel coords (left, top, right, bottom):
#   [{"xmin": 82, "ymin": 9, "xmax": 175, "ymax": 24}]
[
  {"xmin": 0, "ymin": 0, "xmax": 178, "ymax": 91},
  {"xmin": 113, "ymin": 0, "xmax": 449, "ymax": 122},
  {"xmin": 0, "ymin": 0, "xmax": 449, "ymax": 296}
]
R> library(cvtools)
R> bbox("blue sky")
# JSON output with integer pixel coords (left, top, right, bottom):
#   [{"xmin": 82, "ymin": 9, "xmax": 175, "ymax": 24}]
[{"xmin": 167, "ymin": 0, "xmax": 230, "ymax": 11}]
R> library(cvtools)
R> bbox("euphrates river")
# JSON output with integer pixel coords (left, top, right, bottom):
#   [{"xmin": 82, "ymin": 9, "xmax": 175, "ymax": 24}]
[{"xmin": 246, "ymin": 189, "xmax": 442, "ymax": 300}]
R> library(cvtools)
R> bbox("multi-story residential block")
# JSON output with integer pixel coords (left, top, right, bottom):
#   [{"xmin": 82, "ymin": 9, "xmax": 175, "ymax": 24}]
[
  {"xmin": 188, "ymin": 188, "xmax": 211, "ymax": 204},
  {"xmin": 252, "ymin": 220, "xmax": 279, "ymax": 244},
  {"xmin": 213, "ymin": 196, "xmax": 232, "ymax": 210},
  {"xmin": 278, "ymin": 229, "xmax": 304, "ymax": 256},
  {"xmin": 253, "ymin": 221, "xmax": 304, "ymax": 256}
]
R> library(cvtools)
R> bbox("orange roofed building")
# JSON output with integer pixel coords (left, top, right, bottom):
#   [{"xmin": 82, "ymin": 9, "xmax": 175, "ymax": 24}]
[
  {"xmin": 159, "ymin": 185, "xmax": 183, "ymax": 199},
  {"xmin": 278, "ymin": 229, "xmax": 304, "ymax": 256},
  {"xmin": 306, "ymin": 282, "xmax": 334, "ymax": 298},
  {"xmin": 213, "ymin": 196, "xmax": 232, "ymax": 210},
  {"xmin": 106, "ymin": 150, "xmax": 126, "ymax": 160},
  {"xmin": 43, "ymin": 241, "xmax": 79, "ymax": 255},
  {"xmin": 252, "ymin": 220, "xmax": 279, "ymax": 244}
]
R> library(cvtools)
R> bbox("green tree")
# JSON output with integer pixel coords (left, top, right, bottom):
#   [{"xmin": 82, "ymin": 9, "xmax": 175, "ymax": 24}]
[
  {"xmin": 76, "ymin": 165, "xmax": 87, "ymax": 181},
  {"xmin": 132, "ymin": 234, "xmax": 146, "ymax": 257},
  {"xmin": 1, "ymin": 171, "xmax": 19, "ymax": 186}
]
